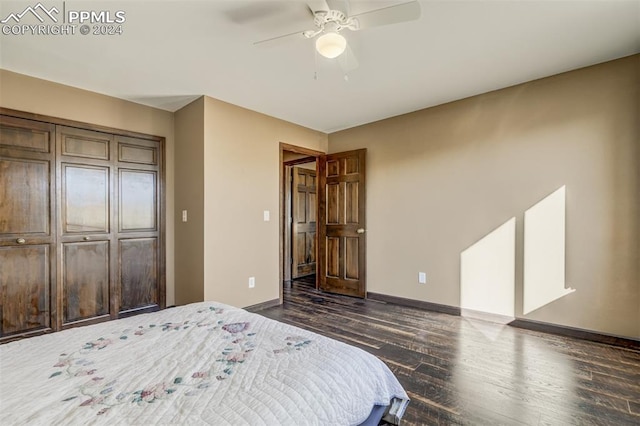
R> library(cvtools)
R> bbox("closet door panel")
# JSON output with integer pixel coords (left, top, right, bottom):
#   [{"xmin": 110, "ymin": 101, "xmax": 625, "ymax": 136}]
[
  {"xmin": 116, "ymin": 135, "xmax": 163, "ymax": 316},
  {"xmin": 0, "ymin": 245, "xmax": 50, "ymax": 336},
  {"xmin": 0, "ymin": 116, "xmax": 51, "ymax": 153},
  {"xmin": 118, "ymin": 138, "xmax": 157, "ymax": 165},
  {"xmin": 59, "ymin": 126, "xmax": 111, "ymax": 160},
  {"xmin": 61, "ymin": 164, "xmax": 110, "ymax": 234},
  {"xmin": 62, "ymin": 241, "xmax": 110, "ymax": 324},
  {"xmin": 0, "ymin": 158, "xmax": 50, "ymax": 235},
  {"xmin": 119, "ymin": 238, "xmax": 158, "ymax": 313},
  {"xmin": 56, "ymin": 125, "xmax": 114, "ymax": 328},
  {"xmin": 119, "ymin": 169, "xmax": 157, "ymax": 231}
]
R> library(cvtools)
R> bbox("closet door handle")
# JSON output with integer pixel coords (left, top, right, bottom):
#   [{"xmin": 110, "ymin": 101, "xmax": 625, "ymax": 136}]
[{"xmin": 16, "ymin": 238, "xmax": 26, "ymax": 244}]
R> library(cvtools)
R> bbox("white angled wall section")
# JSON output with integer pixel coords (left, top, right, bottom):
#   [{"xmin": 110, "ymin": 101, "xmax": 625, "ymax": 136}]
[
  {"xmin": 523, "ymin": 186, "xmax": 575, "ymax": 315},
  {"xmin": 461, "ymin": 218, "xmax": 516, "ymax": 317}
]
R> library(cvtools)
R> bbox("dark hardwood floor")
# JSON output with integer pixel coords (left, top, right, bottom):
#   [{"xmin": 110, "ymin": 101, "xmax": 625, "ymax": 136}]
[{"xmin": 249, "ymin": 278, "xmax": 640, "ymax": 425}]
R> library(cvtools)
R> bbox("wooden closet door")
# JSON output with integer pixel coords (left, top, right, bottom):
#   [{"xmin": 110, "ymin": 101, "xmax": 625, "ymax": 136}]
[
  {"xmin": 57, "ymin": 126, "xmax": 114, "ymax": 328},
  {"xmin": 0, "ymin": 116, "xmax": 56, "ymax": 340},
  {"xmin": 116, "ymin": 136, "xmax": 164, "ymax": 316}
]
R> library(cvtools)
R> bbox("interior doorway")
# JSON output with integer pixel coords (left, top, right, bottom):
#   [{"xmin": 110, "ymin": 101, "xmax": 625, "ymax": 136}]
[
  {"xmin": 279, "ymin": 144, "xmax": 368, "ymax": 302},
  {"xmin": 279, "ymin": 143, "xmax": 323, "ymax": 301},
  {"xmin": 290, "ymin": 163, "xmax": 317, "ymax": 280}
]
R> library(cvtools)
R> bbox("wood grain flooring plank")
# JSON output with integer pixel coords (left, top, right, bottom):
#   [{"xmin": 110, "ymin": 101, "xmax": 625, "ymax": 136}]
[
  {"xmin": 259, "ymin": 310, "xmax": 384, "ymax": 349},
  {"xmin": 249, "ymin": 280, "xmax": 640, "ymax": 425},
  {"xmin": 583, "ymin": 371, "xmax": 640, "ymax": 402}
]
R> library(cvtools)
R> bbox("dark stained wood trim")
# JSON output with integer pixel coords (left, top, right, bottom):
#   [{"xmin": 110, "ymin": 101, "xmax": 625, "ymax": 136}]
[
  {"xmin": 158, "ymin": 136, "xmax": 167, "ymax": 309},
  {"xmin": 0, "ymin": 328, "xmax": 52, "ymax": 344},
  {"xmin": 117, "ymin": 305, "xmax": 161, "ymax": 318},
  {"xmin": 461, "ymin": 308, "xmax": 514, "ymax": 324},
  {"xmin": 0, "ymin": 107, "xmax": 164, "ymax": 142},
  {"xmin": 280, "ymin": 142, "xmax": 324, "ymax": 157},
  {"xmin": 244, "ymin": 298, "xmax": 281, "ymax": 312},
  {"xmin": 369, "ymin": 292, "xmax": 638, "ymax": 350},
  {"xmin": 367, "ymin": 292, "xmax": 461, "ymax": 316},
  {"xmin": 284, "ymin": 165, "xmax": 292, "ymax": 283},
  {"xmin": 60, "ymin": 314, "xmax": 112, "ymax": 330},
  {"xmin": 510, "ymin": 318, "xmax": 640, "ymax": 350},
  {"xmin": 283, "ymin": 156, "xmax": 316, "ymax": 166}
]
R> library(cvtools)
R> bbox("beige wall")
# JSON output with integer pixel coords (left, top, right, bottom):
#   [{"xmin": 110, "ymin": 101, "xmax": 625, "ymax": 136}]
[
  {"xmin": 4, "ymin": 55, "xmax": 637, "ymax": 338},
  {"xmin": 174, "ymin": 96, "xmax": 327, "ymax": 308},
  {"xmin": 174, "ymin": 97, "xmax": 205, "ymax": 305},
  {"xmin": 329, "ymin": 55, "xmax": 640, "ymax": 338},
  {"xmin": 0, "ymin": 69, "xmax": 176, "ymax": 306}
]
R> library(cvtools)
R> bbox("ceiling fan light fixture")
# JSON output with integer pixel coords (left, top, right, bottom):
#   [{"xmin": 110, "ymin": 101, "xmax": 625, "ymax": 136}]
[{"xmin": 315, "ymin": 31, "xmax": 347, "ymax": 59}]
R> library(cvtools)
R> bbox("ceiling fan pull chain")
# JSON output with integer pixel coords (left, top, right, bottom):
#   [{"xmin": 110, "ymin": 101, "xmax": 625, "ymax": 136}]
[{"xmin": 313, "ymin": 49, "xmax": 319, "ymax": 81}]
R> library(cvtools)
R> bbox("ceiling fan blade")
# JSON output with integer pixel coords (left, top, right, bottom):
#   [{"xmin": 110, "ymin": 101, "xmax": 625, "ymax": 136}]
[
  {"xmin": 254, "ymin": 2, "xmax": 321, "ymax": 48},
  {"xmin": 337, "ymin": 43, "xmax": 359, "ymax": 74},
  {"xmin": 254, "ymin": 30, "xmax": 305, "ymax": 47},
  {"xmin": 352, "ymin": 1, "xmax": 421, "ymax": 30},
  {"xmin": 326, "ymin": 0, "xmax": 350, "ymax": 15},
  {"xmin": 307, "ymin": 0, "xmax": 330, "ymax": 14},
  {"xmin": 223, "ymin": 2, "xmax": 289, "ymax": 25}
]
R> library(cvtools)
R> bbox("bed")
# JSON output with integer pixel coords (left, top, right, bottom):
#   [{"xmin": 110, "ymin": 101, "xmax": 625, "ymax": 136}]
[{"xmin": 0, "ymin": 302, "xmax": 409, "ymax": 425}]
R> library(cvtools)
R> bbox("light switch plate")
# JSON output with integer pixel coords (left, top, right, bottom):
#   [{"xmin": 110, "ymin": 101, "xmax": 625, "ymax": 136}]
[
  {"xmin": 418, "ymin": 272, "xmax": 426, "ymax": 284},
  {"xmin": 263, "ymin": 210, "xmax": 270, "ymax": 222},
  {"xmin": 182, "ymin": 210, "xmax": 188, "ymax": 222}
]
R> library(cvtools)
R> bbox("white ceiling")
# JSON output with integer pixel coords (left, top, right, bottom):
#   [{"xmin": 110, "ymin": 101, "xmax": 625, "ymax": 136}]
[{"xmin": 0, "ymin": 0, "xmax": 638, "ymax": 133}]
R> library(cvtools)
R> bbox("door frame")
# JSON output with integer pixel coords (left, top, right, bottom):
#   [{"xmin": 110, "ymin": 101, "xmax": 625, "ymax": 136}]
[{"xmin": 279, "ymin": 143, "xmax": 324, "ymax": 303}]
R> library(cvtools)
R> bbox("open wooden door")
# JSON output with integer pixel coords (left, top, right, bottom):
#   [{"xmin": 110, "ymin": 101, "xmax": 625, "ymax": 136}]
[
  {"xmin": 292, "ymin": 167, "xmax": 317, "ymax": 278},
  {"xmin": 318, "ymin": 149, "xmax": 366, "ymax": 297}
]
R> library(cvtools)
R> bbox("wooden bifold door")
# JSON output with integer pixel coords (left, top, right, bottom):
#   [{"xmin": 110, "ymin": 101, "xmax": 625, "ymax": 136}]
[
  {"xmin": 0, "ymin": 116, "xmax": 56, "ymax": 337},
  {"xmin": 0, "ymin": 111, "xmax": 164, "ymax": 342}
]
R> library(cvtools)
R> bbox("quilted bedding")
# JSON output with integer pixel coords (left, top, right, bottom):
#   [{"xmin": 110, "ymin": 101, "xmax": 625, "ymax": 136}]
[{"xmin": 0, "ymin": 302, "xmax": 409, "ymax": 425}]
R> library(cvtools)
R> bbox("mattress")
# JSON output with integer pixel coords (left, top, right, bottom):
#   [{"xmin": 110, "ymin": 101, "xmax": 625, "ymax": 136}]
[{"xmin": 0, "ymin": 302, "xmax": 409, "ymax": 425}]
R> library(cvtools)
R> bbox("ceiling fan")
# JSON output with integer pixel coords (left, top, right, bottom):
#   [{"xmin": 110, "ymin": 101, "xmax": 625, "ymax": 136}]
[{"xmin": 254, "ymin": 0, "xmax": 421, "ymax": 64}]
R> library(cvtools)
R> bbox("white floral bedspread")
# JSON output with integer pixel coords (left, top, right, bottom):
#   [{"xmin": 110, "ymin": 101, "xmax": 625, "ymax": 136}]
[{"xmin": 0, "ymin": 302, "xmax": 408, "ymax": 425}]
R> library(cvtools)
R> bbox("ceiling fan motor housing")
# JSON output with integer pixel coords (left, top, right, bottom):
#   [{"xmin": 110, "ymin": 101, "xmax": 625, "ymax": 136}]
[{"xmin": 313, "ymin": 9, "xmax": 359, "ymax": 33}]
